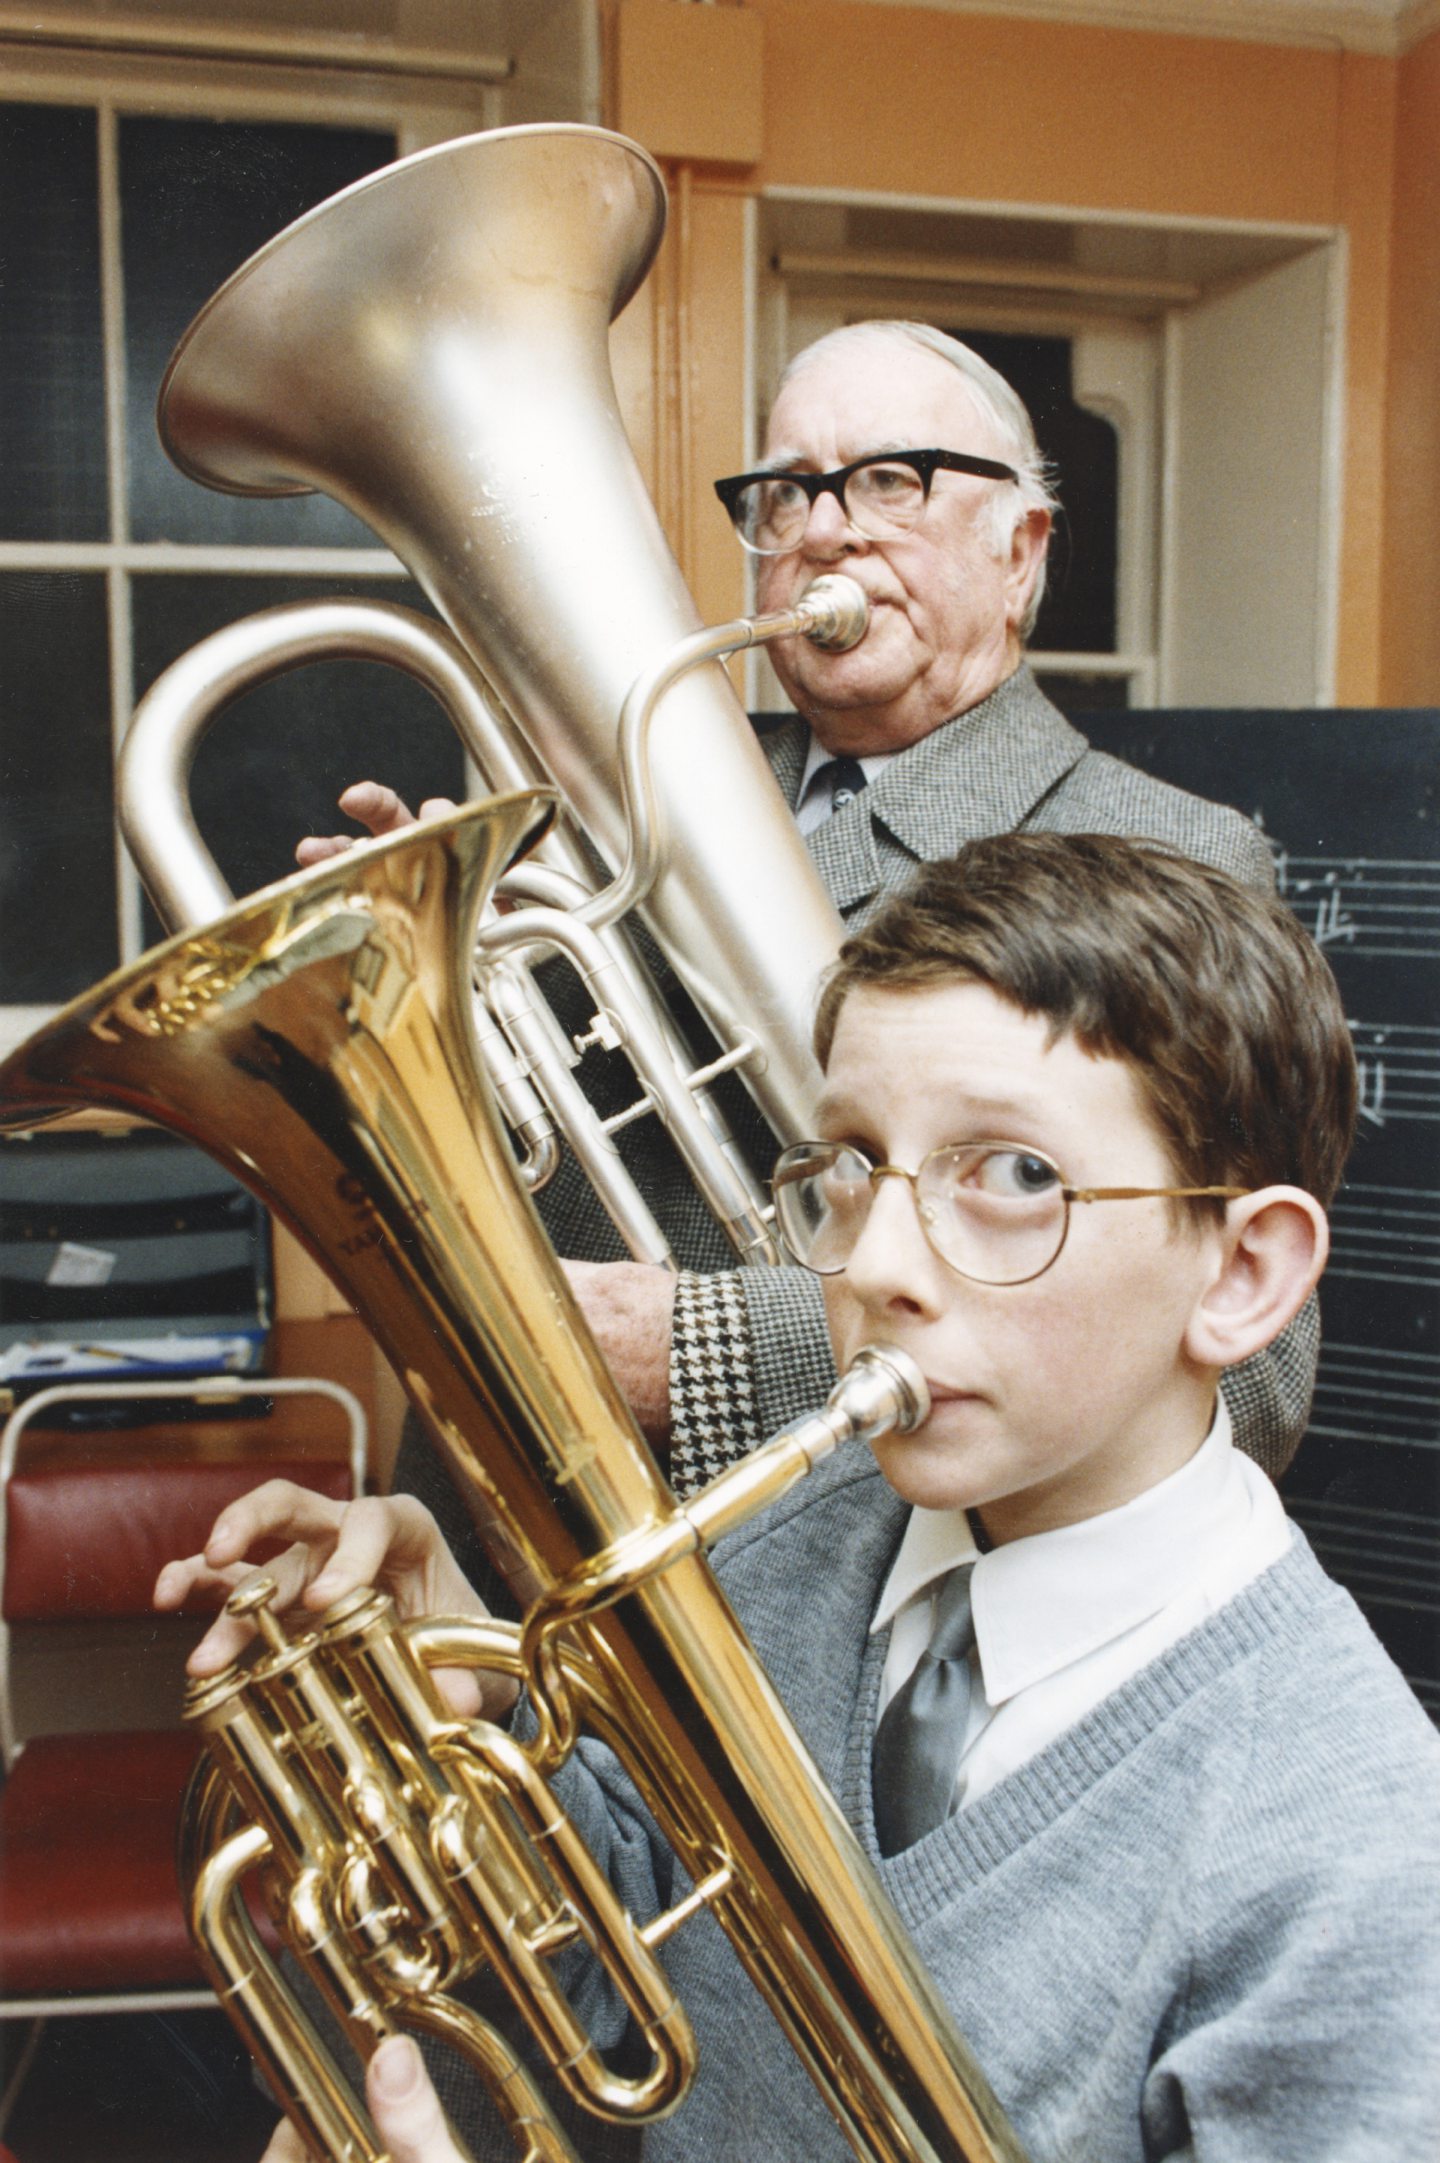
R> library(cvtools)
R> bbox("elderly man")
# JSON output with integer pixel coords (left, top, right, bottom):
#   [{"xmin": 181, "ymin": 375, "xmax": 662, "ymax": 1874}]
[{"xmin": 302, "ymin": 321, "xmax": 1309, "ymax": 1518}]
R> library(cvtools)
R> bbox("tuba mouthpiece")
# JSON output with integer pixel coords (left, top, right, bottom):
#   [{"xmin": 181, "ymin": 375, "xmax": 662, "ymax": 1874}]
[{"xmin": 797, "ymin": 574, "xmax": 870, "ymax": 652}]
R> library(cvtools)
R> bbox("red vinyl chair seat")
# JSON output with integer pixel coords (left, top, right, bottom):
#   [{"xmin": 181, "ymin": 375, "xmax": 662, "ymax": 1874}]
[
  {"xmin": 4, "ymin": 1454, "xmax": 353, "ymax": 1622},
  {"xmin": 0, "ymin": 1728, "xmax": 279, "ymax": 1998},
  {"xmin": 0, "ymin": 1397, "xmax": 360, "ymax": 2008},
  {"xmin": 0, "ymin": 1730, "xmax": 206, "ymax": 1995}
]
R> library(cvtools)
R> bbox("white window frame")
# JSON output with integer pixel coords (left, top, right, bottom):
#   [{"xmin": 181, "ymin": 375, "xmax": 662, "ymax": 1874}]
[{"xmin": 0, "ymin": 22, "xmax": 590, "ymax": 1053}]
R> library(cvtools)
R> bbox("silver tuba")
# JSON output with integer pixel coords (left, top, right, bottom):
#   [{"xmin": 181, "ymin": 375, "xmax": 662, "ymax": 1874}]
[{"xmin": 118, "ymin": 122, "xmax": 858, "ymax": 1268}]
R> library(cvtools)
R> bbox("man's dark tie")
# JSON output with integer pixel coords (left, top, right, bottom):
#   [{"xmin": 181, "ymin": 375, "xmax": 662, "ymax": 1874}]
[
  {"xmin": 817, "ymin": 755, "xmax": 868, "ymax": 816},
  {"xmin": 872, "ymin": 1562, "xmax": 978, "ymax": 1857}
]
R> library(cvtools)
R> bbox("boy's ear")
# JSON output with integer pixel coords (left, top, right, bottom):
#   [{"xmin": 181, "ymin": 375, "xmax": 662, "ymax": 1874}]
[{"xmin": 1183, "ymin": 1187, "xmax": 1329, "ymax": 1370}]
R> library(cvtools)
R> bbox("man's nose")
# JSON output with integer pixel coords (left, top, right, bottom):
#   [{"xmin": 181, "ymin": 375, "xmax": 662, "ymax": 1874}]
[{"xmin": 800, "ymin": 484, "xmax": 864, "ymax": 559}]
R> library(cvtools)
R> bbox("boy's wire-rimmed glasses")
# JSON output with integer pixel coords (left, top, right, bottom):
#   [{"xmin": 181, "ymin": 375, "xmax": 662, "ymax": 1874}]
[
  {"xmin": 713, "ymin": 448, "xmax": 1020, "ymax": 556},
  {"xmin": 771, "ymin": 1139, "xmax": 1250, "ymax": 1288}
]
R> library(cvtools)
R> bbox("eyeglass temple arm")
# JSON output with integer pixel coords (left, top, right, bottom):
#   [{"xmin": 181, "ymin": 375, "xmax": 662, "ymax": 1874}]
[{"xmin": 1065, "ymin": 1184, "xmax": 1251, "ymax": 1203}]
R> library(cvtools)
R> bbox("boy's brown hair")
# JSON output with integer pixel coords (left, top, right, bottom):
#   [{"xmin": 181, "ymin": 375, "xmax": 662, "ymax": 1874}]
[{"xmin": 813, "ymin": 833, "xmax": 1357, "ymax": 1209}]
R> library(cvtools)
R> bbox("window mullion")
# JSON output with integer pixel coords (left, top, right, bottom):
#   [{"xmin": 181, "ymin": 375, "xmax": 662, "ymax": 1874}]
[{"xmin": 98, "ymin": 98, "xmax": 144, "ymax": 964}]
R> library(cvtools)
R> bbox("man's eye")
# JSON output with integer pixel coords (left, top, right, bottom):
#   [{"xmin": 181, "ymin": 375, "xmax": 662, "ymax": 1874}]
[{"xmin": 856, "ymin": 462, "xmax": 919, "ymax": 501}]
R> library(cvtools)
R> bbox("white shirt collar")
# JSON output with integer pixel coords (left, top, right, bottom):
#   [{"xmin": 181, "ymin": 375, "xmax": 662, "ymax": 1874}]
[{"xmin": 871, "ymin": 1401, "xmax": 1254, "ymax": 1706}]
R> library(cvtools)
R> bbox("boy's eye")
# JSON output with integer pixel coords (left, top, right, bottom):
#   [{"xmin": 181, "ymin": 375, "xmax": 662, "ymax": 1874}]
[{"xmin": 959, "ymin": 1147, "xmax": 1061, "ymax": 1199}]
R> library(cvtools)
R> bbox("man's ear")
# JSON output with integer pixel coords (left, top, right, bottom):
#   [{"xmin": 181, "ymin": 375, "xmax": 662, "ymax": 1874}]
[
  {"xmin": 1004, "ymin": 507, "xmax": 1051, "ymax": 632},
  {"xmin": 1184, "ymin": 1187, "xmax": 1329, "ymax": 1370}
]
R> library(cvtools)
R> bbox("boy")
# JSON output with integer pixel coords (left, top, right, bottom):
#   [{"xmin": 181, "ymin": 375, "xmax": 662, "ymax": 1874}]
[{"xmin": 164, "ymin": 832, "xmax": 1440, "ymax": 2163}]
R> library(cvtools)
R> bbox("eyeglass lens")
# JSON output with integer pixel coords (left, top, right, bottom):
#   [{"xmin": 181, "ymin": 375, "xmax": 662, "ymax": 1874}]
[
  {"xmin": 736, "ymin": 459, "xmax": 929, "ymax": 553},
  {"xmin": 773, "ymin": 1141, "xmax": 1070, "ymax": 1286}
]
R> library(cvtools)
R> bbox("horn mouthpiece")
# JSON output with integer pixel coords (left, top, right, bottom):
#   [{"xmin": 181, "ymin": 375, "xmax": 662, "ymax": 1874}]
[{"xmin": 797, "ymin": 574, "xmax": 870, "ymax": 651}]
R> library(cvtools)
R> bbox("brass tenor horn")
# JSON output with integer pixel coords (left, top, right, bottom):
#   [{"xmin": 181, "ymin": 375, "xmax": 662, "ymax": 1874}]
[{"xmin": 0, "ymin": 802, "xmax": 1027, "ymax": 2163}]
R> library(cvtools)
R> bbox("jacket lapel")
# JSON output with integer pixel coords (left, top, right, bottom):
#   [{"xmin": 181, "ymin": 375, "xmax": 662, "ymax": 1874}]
[
  {"xmin": 757, "ymin": 713, "xmax": 809, "ymax": 808},
  {"xmin": 763, "ymin": 669, "xmax": 1092, "ymax": 920},
  {"xmin": 874, "ymin": 666, "xmax": 1090, "ymax": 861}
]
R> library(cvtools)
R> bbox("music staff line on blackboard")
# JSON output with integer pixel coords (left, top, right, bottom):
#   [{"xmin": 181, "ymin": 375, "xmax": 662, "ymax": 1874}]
[
  {"xmin": 1290, "ymin": 1503, "xmax": 1439, "ymax": 1588},
  {"xmin": 1311, "ymin": 1340, "xmax": 1440, "ymax": 1449},
  {"xmin": 1330, "ymin": 1182, "xmax": 1440, "ymax": 1286},
  {"xmin": 1338, "ymin": 1021, "xmax": 1440, "ymax": 1126},
  {"xmin": 1272, "ymin": 851, "xmax": 1440, "ymax": 961},
  {"xmin": 1312, "ymin": 1380, "xmax": 1439, "ymax": 1434}
]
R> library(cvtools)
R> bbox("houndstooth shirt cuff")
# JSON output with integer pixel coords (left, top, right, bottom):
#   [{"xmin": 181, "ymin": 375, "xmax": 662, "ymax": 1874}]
[
  {"xmin": 669, "ymin": 1270, "xmax": 763, "ymax": 1496},
  {"xmin": 669, "ymin": 1265, "xmax": 840, "ymax": 1498}
]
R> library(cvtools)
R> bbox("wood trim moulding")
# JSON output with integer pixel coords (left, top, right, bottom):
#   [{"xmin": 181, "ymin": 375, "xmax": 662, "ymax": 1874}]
[
  {"xmin": 0, "ymin": 6, "xmax": 514, "ymax": 84},
  {"xmin": 828, "ymin": 0, "xmax": 1438, "ymax": 60},
  {"xmin": 772, "ymin": 250, "xmax": 1203, "ymax": 309}
]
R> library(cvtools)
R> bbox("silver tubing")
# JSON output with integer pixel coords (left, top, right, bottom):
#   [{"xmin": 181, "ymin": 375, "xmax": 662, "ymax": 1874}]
[
  {"xmin": 496, "ymin": 860, "xmax": 775, "ymax": 1237},
  {"xmin": 585, "ymin": 574, "xmax": 869, "ymax": 935},
  {"xmin": 478, "ymin": 903, "xmax": 779, "ymax": 1265},
  {"xmin": 118, "ymin": 598, "xmax": 542, "ymax": 932},
  {"xmin": 481, "ymin": 957, "xmax": 676, "ymax": 1268}
]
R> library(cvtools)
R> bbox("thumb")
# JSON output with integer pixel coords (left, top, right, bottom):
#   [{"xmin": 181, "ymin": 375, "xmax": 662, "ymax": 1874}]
[{"xmin": 366, "ymin": 2036, "xmax": 461, "ymax": 2163}]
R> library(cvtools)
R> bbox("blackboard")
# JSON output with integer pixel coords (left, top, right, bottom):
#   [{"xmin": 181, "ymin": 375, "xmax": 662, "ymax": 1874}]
[{"xmin": 1079, "ymin": 708, "xmax": 1440, "ymax": 1714}]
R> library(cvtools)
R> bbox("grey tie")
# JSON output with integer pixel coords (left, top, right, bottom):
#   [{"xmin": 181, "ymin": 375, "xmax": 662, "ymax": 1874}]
[{"xmin": 872, "ymin": 1562, "xmax": 977, "ymax": 1858}]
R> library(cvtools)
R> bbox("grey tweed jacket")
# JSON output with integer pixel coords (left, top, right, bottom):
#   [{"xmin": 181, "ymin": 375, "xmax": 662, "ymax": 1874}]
[{"xmin": 393, "ymin": 667, "xmax": 1316, "ymax": 1575}]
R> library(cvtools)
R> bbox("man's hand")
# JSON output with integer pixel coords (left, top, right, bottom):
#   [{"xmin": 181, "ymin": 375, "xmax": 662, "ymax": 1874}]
[
  {"xmin": 296, "ymin": 782, "xmax": 461, "ymax": 868},
  {"xmin": 563, "ymin": 1258, "xmax": 677, "ymax": 1448},
  {"xmin": 153, "ymin": 1483, "xmax": 514, "ymax": 1718},
  {"xmin": 259, "ymin": 2036, "xmax": 465, "ymax": 2163}
]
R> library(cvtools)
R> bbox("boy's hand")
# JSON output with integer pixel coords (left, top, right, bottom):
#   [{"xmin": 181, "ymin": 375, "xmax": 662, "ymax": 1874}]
[
  {"xmin": 153, "ymin": 1483, "xmax": 515, "ymax": 1718},
  {"xmin": 295, "ymin": 781, "xmax": 461, "ymax": 868},
  {"xmin": 258, "ymin": 2036, "xmax": 465, "ymax": 2163}
]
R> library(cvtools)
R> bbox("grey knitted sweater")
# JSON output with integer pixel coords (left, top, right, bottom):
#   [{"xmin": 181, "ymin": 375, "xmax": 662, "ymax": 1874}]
[{"xmin": 440, "ymin": 1445, "xmax": 1440, "ymax": 2163}]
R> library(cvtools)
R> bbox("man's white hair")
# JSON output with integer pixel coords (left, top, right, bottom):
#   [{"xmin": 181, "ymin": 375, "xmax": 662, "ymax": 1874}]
[{"xmin": 776, "ymin": 320, "xmax": 1059, "ymax": 642}]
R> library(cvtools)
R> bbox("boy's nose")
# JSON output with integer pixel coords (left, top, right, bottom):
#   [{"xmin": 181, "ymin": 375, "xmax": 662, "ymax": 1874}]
[{"xmin": 842, "ymin": 1175, "xmax": 946, "ymax": 1316}]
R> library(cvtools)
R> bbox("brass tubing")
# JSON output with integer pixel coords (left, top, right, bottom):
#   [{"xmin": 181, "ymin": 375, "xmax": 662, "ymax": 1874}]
[{"xmin": 4, "ymin": 800, "xmax": 1028, "ymax": 2163}]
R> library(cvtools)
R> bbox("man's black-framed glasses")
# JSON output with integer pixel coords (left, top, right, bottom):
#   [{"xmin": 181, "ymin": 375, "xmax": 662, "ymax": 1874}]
[
  {"xmin": 771, "ymin": 1139, "xmax": 1248, "ymax": 1288},
  {"xmin": 714, "ymin": 448, "xmax": 1021, "ymax": 556}
]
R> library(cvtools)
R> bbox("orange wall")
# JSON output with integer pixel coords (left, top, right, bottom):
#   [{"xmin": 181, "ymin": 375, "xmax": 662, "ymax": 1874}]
[
  {"xmin": 619, "ymin": 1, "xmax": 1429, "ymax": 705},
  {"xmin": 751, "ymin": 4, "xmax": 1345, "ymax": 221},
  {"xmin": 1383, "ymin": 25, "xmax": 1440, "ymax": 704}
]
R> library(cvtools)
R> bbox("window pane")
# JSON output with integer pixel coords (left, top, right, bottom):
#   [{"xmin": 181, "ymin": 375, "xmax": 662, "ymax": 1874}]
[
  {"xmin": 0, "ymin": 573, "xmax": 116, "ymax": 1001},
  {"xmin": 0, "ymin": 105, "xmax": 107, "ymax": 541},
  {"xmin": 946, "ymin": 327, "xmax": 1119, "ymax": 655},
  {"xmin": 1035, "ymin": 670, "xmax": 1132, "ymax": 718},
  {"xmin": 122, "ymin": 117, "xmax": 395, "ymax": 546},
  {"xmin": 130, "ymin": 575, "xmax": 468, "ymax": 934}
]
